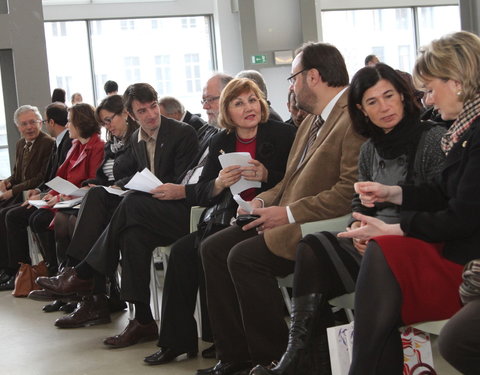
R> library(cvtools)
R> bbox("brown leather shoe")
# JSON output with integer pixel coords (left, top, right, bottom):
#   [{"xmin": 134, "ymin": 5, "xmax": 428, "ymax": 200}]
[
  {"xmin": 103, "ymin": 319, "xmax": 158, "ymax": 348},
  {"xmin": 36, "ymin": 267, "xmax": 93, "ymax": 296},
  {"xmin": 55, "ymin": 294, "xmax": 111, "ymax": 328},
  {"xmin": 28, "ymin": 289, "xmax": 59, "ymax": 301}
]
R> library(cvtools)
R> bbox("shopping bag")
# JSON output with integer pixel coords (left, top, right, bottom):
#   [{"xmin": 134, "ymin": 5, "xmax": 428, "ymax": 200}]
[
  {"xmin": 12, "ymin": 261, "xmax": 48, "ymax": 297},
  {"xmin": 327, "ymin": 323, "xmax": 436, "ymax": 375}
]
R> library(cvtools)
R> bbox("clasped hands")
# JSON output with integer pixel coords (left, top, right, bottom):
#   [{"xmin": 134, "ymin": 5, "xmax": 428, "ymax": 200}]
[
  {"xmin": 337, "ymin": 182, "xmax": 404, "ymax": 251},
  {"xmin": 237, "ymin": 199, "xmax": 288, "ymax": 233}
]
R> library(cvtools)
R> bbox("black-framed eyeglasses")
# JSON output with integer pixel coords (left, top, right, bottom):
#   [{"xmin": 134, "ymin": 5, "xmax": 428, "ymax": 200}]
[
  {"xmin": 287, "ymin": 69, "xmax": 307, "ymax": 85},
  {"xmin": 101, "ymin": 113, "xmax": 117, "ymax": 126},
  {"xmin": 201, "ymin": 96, "xmax": 220, "ymax": 105}
]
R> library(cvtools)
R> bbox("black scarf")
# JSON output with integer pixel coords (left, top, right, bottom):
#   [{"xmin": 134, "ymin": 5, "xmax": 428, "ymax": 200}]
[{"xmin": 371, "ymin": 115, "xmax": 424, "ymax": 160}]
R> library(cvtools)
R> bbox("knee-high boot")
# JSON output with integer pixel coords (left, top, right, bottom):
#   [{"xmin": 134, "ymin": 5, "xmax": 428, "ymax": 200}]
[{"xmin": 250, "ymin": 293, "xmax": 331, "ymax": 375}]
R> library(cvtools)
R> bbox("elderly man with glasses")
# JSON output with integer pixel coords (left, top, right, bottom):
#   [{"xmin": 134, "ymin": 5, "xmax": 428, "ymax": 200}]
[{"xmin": 0, "ymin": 104, "xmax": 55, "ymax": 289}]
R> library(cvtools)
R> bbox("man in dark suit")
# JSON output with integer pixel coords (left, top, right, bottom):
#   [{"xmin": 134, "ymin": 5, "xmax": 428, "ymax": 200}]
[
  {"xmin": 37, "ymin": 82, "xmax": 202, "ymax": 343},
  {"xmin": 197, "ymin": 42, "xmax": 365, "ymax": 375},
  {"xmin": 4, "ymin": 102, "xmax": 72, "ymax": 284},
  {"xmin": 159, "ymin": 95, "xmax": 207, "ymax": 132},
  {"xmin": 0, "ymin": 105, "xmax": 55, "ymax": 289}
]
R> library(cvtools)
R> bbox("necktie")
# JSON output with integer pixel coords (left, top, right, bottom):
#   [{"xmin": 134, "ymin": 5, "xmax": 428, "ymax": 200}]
[
  {"xmin": 305, "ymin": 115, "xmax": 324, "ymax": 154},
  {"xmin": 24, "ymin": 141, "xmax": 33, "ymax": 153}
]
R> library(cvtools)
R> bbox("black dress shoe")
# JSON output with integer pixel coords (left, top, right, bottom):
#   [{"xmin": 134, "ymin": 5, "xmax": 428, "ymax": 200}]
[
  {"xmin": 143, "ymin": 347, "xmax": 197, "ymax": 365},
  {"xmin": 0, "ymin": 270, "xmax": 11, "ymax": 284},
  {"xmin": 43, "ymin": 299, "xmax": 66, "ymax": 312},
  {"xmin": 59, "ymin": 300, "xmax": 79, "ymax": 313},
  {"xmin": 196, "ymin": 360, "xmax": 252, "ymax": 375},
  {"xmin": 0, "ymin": 276, "xmax": 15, "ymax": 291},
  {"xmin": 202, "ymin": 344, "xmax": 216, "ymax": 359}
]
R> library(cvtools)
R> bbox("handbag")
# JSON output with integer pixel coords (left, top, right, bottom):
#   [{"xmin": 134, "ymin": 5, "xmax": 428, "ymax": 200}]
[
  {"xmin": 327, "ymin": 323, "xmax": 437, "ymax": 375},
  {"xmin": 459, "ymin": 258, "xmax": 480, "ymax": 304},
  {"xmin": 12, "ymin": 261, "xmax": 49, "ymax": 297}
]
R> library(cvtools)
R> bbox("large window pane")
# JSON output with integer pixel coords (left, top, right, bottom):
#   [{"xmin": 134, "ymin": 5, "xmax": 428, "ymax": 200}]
[
  {"xmin": 44, "ymin": 21, "xmax": 94, "ymax": 106},
  {"xmin": 322, "ymin": 8, "xmax": 416, "ymax": 78},
  {"xmin": 89, "ymin": 16, "xmax": 213, "ymax": 115},
  {"xmin": 417, "ymin": 6, "xmax": 461, "ymax": 47},
  {"xmin": 0, "ymin": 70, "xmax": 10, "ymax": 179}
]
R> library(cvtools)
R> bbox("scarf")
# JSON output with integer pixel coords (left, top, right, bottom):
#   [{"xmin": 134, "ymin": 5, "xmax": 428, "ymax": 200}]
[
  {"xmin": 371, "ymin": 115, "xmax": 424, "ymax": 160},
  {"xmin": 441, "ymin": 94, "xmax": 480, "ymax": 155}
]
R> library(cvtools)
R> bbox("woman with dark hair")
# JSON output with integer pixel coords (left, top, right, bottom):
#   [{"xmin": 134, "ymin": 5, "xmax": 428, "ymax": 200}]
[
  {"xmin": 251, "ymin": 63, "xmax": 446, "ymax": 375},
  {"xmin": 44, "ymin": 95, "xmax": 139, "ymax": 317},
  {"xmin": 337, "ymin": 31, "xmax": 480, "ymax": 374}
]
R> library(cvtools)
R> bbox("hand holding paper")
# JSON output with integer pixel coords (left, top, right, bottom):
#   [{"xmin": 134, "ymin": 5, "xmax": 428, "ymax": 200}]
[
  {"xmin": 218, "ymin": 152, "xmax": 261, "ymax": 195},
  {"xmin": 233, "ymin": 194, "xmax": 253, "ymax": 214},
  {"xmin": 124, "ymin": 168, "xmax": 163, "ymax": 194}
]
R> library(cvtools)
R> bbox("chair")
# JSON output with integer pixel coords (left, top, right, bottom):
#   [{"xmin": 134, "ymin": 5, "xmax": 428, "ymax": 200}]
[
  {"xmin": 149, "ymin": 206, "xmax": 205, "ymax": 322},
  {"xmin": 277, "ymin": 214, "xmax": 351, "ymax": 315}
]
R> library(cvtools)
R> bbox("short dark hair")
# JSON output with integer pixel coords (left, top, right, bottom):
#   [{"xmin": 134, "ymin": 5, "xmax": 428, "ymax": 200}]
[
  {"xmin": 296, "ymin": 42, "xmax": 349, "ymax": 87},
  {"xmin": 104, "ymin": 80, "xmax": 118, "ymax": 94},
  {"xmin": 46, "ymin": 102, "xmax": 68, "ymax": 126},
  {"xmin": 364, "ymin": 54, "xmax": 378, "ymax": 66},
  {"xmin": 51, "ymin": 88, "xmax": 66, "ymax": 103},
  {"xmin": 69, "ymin": 103, "xmax": 101, "ymax": 138},
  {"xmin": 348, "ymin": 63, "xmax": 420, "ymax": 139},
  {"xmin": 122, "ymin": 83, "xmax": 158, "ymax": 116}
]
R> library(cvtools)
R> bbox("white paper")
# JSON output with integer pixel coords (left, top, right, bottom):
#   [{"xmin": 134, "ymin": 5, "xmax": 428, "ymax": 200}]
[
  {"xmin": 28, "ymin": 200, "xmax": 49, "ymax": 209},
  {"xmin": 124, "ymin": 168, "xmax": 163, "ymax": 194},
  {"xmin": 218, "ymin": 152, "xmax": 261, "ymax": 195},
  {"xmin": 53, "ymin": 196, "xmax": 84, "ymax": 209},
  {"xmin": 327, "ymin": 322, "xmax": 354, "ymax": 375},
  {"xmin": 101, "ymin": 186, "xmax": 128, "ymax": 196},
  {"xmin": 233, "ymin": 194, "xmax": 253, "ymax": 214},
  {"xmin": 46, "ymin": 176, "xmax": 87, "ymax": 197}
]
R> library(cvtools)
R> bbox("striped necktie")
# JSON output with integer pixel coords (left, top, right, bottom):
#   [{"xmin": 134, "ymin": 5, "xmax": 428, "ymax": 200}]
[{"xmin": 305, "ymin": 115, "xmax": 324, "ymax": 154}]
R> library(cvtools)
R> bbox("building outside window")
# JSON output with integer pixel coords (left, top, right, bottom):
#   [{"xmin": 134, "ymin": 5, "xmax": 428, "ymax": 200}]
[
  {"xmin": 322, "ymin": 5, "xmax": 460, "ymax": 78},
  {"xmin": 44, "ymin": 16, "xmax": 214, "ymax": 117}
]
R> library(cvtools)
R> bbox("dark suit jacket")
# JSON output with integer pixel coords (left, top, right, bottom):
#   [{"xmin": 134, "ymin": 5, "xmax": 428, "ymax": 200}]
[
  {"xmin": 6, "ymin": 131, "xmax": 55, "ymax": 196},
  {"xmin": 195, "ymin": 120, "xmax": 296, "ymax": 207},
  {"xmin": 54, "ymin": 133, "xmax": 105, "ymax": 192},
  {"xmin": 400, "ymin": 117, "xmax": 480, "ymax": 265},
  {"xmin": 118, "ymin": 116, "xmax": 199, "ymax": 186},
  {"xmin": 38, "ymin": 130, "xmax": 73, "ymax": 192},
  {"xmin": 184, "ymin": 111, "xmax": 207, "ymax": 132}
]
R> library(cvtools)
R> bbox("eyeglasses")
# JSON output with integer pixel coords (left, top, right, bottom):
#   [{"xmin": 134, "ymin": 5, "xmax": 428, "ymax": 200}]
[
  {"xmin": 101, "ymin": 113, "xmax": 117, "ymax": 126},
  {"xmin": 201, "ymin": 96, "xmax": 220, "ymax": 105},
  {"xmin": 18, "ymin": 119, "xmax": 42, "ymax": 127},
  {"xmin": 287, "ymin": 69, "xmax": 307, "ymax": 85}
]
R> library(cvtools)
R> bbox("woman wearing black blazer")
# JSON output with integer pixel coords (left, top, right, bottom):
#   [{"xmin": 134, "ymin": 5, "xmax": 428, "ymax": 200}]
[
  {"xmin": 338, "ymin": 31, "xmax": 480, "ymax": 374},
  {"xmin": 144, "ymin": 78, "xmax": 296, "ymax": 366}
]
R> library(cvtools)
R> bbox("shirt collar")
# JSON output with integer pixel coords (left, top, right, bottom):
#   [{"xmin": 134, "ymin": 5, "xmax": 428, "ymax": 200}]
[{"xmin": 321, "ymin": 87, "xmax": 347, "ymax": 122}]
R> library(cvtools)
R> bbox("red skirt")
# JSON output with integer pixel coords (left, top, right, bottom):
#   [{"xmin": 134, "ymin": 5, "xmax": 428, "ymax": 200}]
[{"xmin": 372, "ymin": 235, "xmax": 463, "ymax": 325}]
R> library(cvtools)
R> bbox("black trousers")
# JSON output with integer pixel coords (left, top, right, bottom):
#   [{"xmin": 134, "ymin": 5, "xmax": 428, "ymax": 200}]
[
  {"xmin": 200, "ymin": 225, "xmax": 295, "ymax": 364},
  {"xmin": 66, "ymin": 186, "xmax": 122, "ymax": 263},
  {"xmin": 84, "ymin": 192, "xmax": 190, "ymax": 304},
  {"xmin": 5, "ymin": 205, "xmax": 54, "ymax": 271},
  {"xmin": 0, "ymin": 195, "xmax": 23, "ymax": 269},
  {"xmin": 158, "ymin": 229, "xmax": 219, "ymax": 353}
]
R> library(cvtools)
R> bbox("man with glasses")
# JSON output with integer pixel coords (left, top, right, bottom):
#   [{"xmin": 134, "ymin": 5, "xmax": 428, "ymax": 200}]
[
  {"xmin": 0, "ymin": 105, "xmax": 55, "ymax": 290},
  {"xmin": 196, "ymin": 42, "xmax": 365, "ymax": 375},
  {"xmin": 4, "ymin": 102, "xmax": 73, "ymax": 285}
]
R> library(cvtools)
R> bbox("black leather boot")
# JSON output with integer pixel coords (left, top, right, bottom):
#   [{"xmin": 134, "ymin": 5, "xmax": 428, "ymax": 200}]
[{"xmin": 250, "ymin": 293, "xmax": 329, "ymax": 375}]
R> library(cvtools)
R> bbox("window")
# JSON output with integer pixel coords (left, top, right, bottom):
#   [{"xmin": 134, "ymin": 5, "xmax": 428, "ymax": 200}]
[
  {"xmin": 0, "ymin": 70, "xmax": 9, "ymax": 179},
  {"xmin": 44, "ymin": 21, "xmax": 94, "ymax": 106},
  {"xmin": 321, "ymin": 5, "xmax": 459, "ymax": 78},
  {"xmin": 184, "ymin": 53, "xmax": 201, "ymax": 93},
  {"xmin": 51, "ymin": 22, "xmax": 67, "ymax": 37},
  {"xmin": 45, "ymin": 16, "xmax": 215, "ymax": 115},
  {"xmin": 154, "ymin": 55, "xmax": 172, "ymax": 95}
]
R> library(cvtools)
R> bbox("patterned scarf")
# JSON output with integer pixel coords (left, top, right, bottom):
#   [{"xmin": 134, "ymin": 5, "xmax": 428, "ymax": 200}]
[
  {"xmin": 460, "ymin": 259, "xmax": 480, "ymax": 305},
  {"xmin": 441, "ymin": 93, "xmax": 480, "ymax": 155}
]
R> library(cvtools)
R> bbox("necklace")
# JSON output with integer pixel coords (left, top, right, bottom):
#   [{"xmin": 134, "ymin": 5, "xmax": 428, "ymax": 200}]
[{"xmin": 236, "ymin": 133, "xmax": 257, "ymax": 144}]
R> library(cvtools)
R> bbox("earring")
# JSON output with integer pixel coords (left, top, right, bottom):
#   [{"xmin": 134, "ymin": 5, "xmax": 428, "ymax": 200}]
[{"xmin": 457, "ymin": 90, "xmax": 463, "ymax": 96}]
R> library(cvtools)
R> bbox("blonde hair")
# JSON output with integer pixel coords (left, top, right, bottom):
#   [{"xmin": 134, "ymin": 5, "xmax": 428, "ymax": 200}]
[
  {"xmin": 413, "ymin": 31, "xmax": 480, "ymax": 102},
  {"xmin": 218, "ymin": 78, "xmax": 269, "ymax": 132}
]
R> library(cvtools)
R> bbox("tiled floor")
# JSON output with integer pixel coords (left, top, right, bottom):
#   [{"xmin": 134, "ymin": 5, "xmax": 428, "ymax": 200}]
[{"xmin": 0, "ymin": 290, "xmax": 461, "ymax": 375}]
